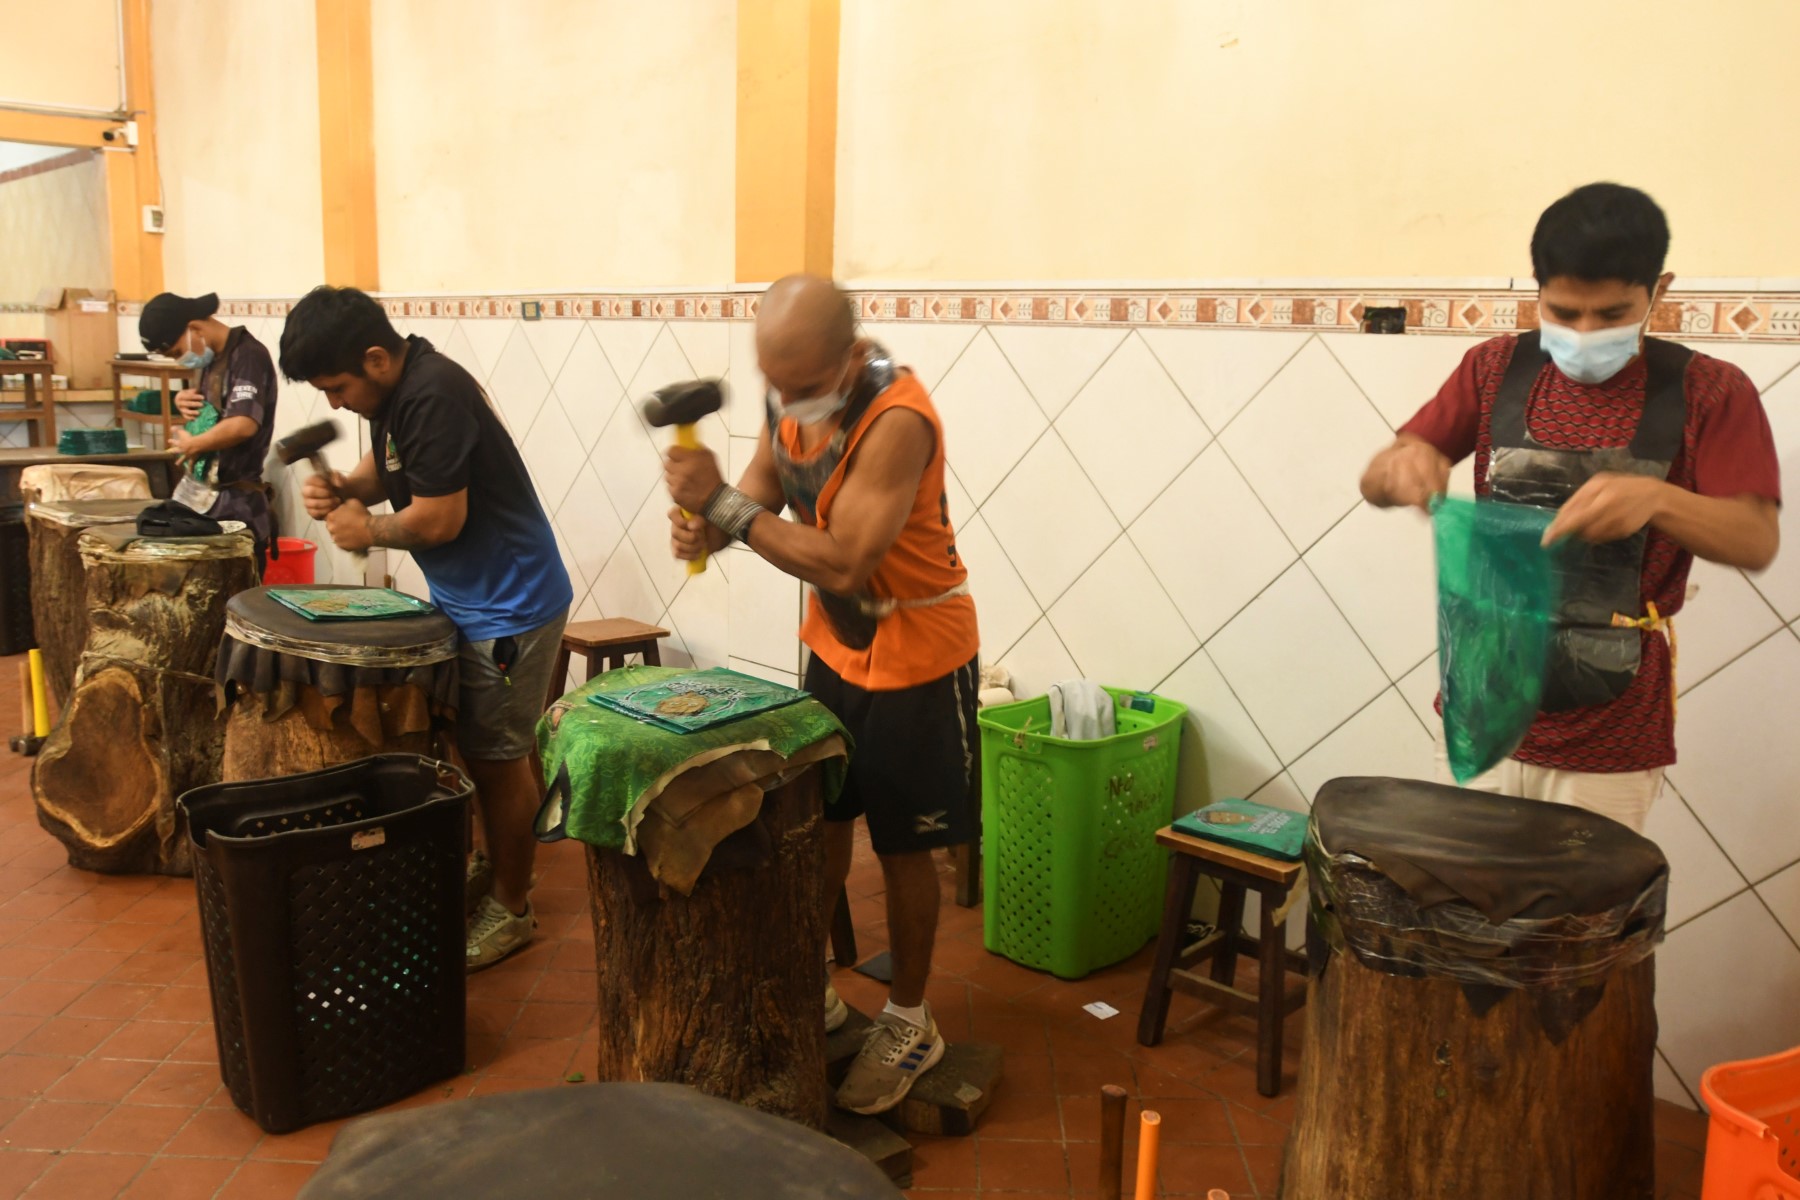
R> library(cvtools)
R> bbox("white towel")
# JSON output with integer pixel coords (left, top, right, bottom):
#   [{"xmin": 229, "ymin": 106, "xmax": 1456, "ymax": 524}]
[{"xmin": 1047, "ymin": 679, "xmax": 1115, "ymax": 741}]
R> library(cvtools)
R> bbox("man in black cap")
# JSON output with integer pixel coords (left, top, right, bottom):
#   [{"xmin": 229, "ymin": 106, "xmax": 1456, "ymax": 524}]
[{"xmin": 138, "ymin": 292, "xmax": 280, "ymax": 570}]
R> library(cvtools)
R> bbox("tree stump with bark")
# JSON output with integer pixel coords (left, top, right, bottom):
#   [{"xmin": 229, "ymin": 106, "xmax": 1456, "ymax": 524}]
[
  {"xmin": 213, "ymin": 584, "xmax": 461, "ymax": 785},
  {"xmin": 1279, "ymin": 950, "xmax": 1657, "ymax": 1199},
  {"xmin": 1280, "ymin": 776, "xmax": 1668, "ymax": 1200},
  {"xmin": 584, "ymin": 768, "xmax": 828, "ymax": 1129},
  {"xmin": 25, "ymin": 499, "xmax": 157, "ymax": 710},
  {"xmin": 32, "ymin": 529, "xmax": 256, "ymax": 874}
]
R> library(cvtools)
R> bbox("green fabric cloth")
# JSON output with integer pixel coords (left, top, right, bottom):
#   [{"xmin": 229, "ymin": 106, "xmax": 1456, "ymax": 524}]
[{"xmin": 537, "ymin": 665, "xmax": 850, "ymax": 852}]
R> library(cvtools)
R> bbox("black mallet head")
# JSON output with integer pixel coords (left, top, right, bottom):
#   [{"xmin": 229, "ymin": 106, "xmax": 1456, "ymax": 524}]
[{"xmin": 641, "ymin": 379, "xmax": 725, "ymax": 428}]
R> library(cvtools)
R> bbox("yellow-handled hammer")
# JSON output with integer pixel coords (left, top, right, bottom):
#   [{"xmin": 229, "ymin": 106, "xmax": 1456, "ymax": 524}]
[{"xmin": 642, "ymin": 379, "xmax": 727, "ymax": 576}]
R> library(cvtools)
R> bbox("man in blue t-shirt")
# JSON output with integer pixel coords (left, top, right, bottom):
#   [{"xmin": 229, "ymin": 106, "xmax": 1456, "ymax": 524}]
[{"xmin": 279, "ymin": 286, "xmax": 572, "ymax": 972}]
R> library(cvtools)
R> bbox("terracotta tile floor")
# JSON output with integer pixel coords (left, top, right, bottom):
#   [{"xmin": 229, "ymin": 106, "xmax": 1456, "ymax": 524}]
[{"xmin": 0, "ymin": 656, "xmax": 1709, "ymax": 1198}]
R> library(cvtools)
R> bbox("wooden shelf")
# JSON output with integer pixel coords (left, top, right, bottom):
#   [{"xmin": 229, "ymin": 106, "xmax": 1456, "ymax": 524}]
[{"xmin": 120, "ymin": 411, "xmax": 174, "ymax": 426}]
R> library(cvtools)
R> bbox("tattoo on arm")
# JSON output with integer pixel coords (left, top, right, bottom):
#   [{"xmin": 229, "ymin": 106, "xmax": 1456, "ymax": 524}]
[{"xmin": 367, "ymin": 512, "xmax": 438, "ymax": 551}]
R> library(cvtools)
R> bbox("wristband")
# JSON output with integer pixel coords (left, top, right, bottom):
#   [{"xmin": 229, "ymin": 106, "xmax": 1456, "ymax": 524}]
[{"xmin": 703, "ymin": 484, "xmax": 767, "ymax": 544}]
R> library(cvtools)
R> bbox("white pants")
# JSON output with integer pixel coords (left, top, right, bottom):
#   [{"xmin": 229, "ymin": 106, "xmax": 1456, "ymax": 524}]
[{"xmin": 1434, "ymin": 748, "xmax": 1663, "ymax": 833}]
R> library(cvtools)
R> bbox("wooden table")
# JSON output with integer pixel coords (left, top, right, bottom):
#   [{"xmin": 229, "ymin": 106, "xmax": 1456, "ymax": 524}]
[
  {"xmin": 0, "ymin": 360, "xmax": 57, "ymax": 449},
  {"xmin": 109, "ymin": 358, "xmax": 193, "ymax": 446},
  {"xmin": 0, "ymin": 446, "xmax": 177, "ymax": 504}
]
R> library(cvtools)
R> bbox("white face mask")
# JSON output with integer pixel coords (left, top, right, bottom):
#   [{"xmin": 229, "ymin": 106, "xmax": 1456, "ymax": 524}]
[
  {"xmin": 1539, "ymin": 303, "xmax": 1654, "ymax": 385},
  {"xmin": 782, "ymin": 390, "xmax": 849, "ymax": 426},
  {"xmin": 775, "ymin": 355, "xmax": 856, "ymax": 426}
]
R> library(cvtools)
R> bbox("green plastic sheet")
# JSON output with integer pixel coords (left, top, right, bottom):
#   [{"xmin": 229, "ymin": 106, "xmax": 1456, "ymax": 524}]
[
  {"xmin": 587, "ymin": 667, "xmax": 807, "ymax": 734},
  {"xmin": 1433, "ymin": 496, "xmax": 1562, "ymax": 783},
  {"xmin": 266, "ymin": 586, "xmax": 438, "ymax": 622},
  {"xmin": 185, "ymin": 401, "xmax": 219, "ymax": 481}
]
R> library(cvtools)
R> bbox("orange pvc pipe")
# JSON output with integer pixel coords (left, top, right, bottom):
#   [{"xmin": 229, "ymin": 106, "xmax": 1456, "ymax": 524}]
[{"xmin": 1136, "ymin": 1109, "xmax": 1162, "ymax": 1198}]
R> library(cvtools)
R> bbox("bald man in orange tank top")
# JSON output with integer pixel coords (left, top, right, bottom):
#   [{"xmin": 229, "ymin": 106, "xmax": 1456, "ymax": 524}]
[{"xmin": 665, "ymin": 275, "xmax": 981, "ymax": 1115}]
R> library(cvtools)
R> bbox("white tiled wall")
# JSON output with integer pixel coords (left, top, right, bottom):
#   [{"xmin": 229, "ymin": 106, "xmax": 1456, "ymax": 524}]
[{"xmin": 190, "ymin": 303, "xmax": 1800, "ymax": 1110}]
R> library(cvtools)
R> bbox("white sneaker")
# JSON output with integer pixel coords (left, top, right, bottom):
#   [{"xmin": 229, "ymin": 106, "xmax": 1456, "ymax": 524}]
[
  {"xmin": 835, "ymin": 1005, "xmax": 944, "ymax": 1115},
  {"xmin": 826, "ymin": 983, "xmax": 850, "ymax": 1033},
  {"xmin": 465, "ymin": 852, "xmax": 538, "ymax": 920},
  {"xmin": 466, "ymin": 895, "xmax": 536, "ymax": 973}
]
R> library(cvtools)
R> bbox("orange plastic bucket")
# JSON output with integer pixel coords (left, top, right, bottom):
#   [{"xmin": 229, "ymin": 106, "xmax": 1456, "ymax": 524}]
[
  {"xmin": 1701, "ymin": 1044, "xmax": 1800, "ymax": 1200},
  {"xmin": 261, "ymin": 537, "xmax": 317, "ymax": 585}
]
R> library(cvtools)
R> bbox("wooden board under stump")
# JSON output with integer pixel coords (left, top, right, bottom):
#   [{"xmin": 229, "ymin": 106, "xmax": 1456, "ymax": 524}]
[
  {"xmin": 827, "ymin": 1007, "xmax": 1003, "ymax": 1138},
  {"xmin": 826, "ymin": 1111, "xmax": 913, "ymax": 1189}
]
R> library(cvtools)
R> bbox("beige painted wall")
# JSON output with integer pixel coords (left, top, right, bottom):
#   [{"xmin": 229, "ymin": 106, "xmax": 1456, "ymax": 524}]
[
  {"xmin": 152, "ymin": 0, "xmax": 325, "ymax": 297},
  {"xmin": 837, "ymin": 0, "xmax": 1800, "ymax": 283},
  {"xmin": 369, "ymin": 0, "xmax": 737, "ymax": 293},
  {"xmin": 0, "ymin": 0, "xmax": 121, "ymax": 115},
  {"xmin": 0, "ymin": 155, "xmax": 111, "ymax": 302}
]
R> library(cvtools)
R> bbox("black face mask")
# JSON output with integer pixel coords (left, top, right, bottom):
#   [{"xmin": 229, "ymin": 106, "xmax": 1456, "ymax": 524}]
[{"xmin": 135, "ymin": 501, "xmax": 225, "ymax": 539}]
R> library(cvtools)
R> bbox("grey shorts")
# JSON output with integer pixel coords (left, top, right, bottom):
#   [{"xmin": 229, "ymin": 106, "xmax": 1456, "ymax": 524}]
[{"xmin": 455, "ymin": 608, "xmax": 569, "ymax": 761}]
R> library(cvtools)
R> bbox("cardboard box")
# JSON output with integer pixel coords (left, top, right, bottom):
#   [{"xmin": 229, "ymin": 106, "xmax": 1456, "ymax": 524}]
[{"xmin": 33, "ymin": 287, "xmax": 119, "ymax": 391}]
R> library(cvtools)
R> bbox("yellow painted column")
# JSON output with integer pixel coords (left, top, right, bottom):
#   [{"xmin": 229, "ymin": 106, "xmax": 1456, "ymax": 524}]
[
  {"xmin": 315, "ymin": 0, "xmax": 380, "ymax": 289},
  {"xmin": 101, "ymin": 0, "xmax": 164, "ymax": 302},
  {"xmin": 736, "ymin": 0, "xmax": 839, "ymax": 282}
]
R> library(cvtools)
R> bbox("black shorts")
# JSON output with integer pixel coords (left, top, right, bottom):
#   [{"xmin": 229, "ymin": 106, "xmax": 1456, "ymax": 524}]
[{"xmin": 804, "ymin": 653, "xmax": 980, "ymax": 856}]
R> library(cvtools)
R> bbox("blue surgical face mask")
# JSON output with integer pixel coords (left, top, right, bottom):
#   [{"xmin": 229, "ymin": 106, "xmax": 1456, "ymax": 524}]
[
  {"xmin": 1539, "ymin": 309, "xmax": 1651, "ymax": 385},
  {"xmin": 176, "ymin": 331, "xmax": 214, "ymax": 372}
]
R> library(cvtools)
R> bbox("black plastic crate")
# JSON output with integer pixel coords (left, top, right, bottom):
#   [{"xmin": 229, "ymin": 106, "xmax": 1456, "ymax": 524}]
[
  {"xmin": 180, "ymin": 754, "xmax": 471, "ymax": 1133},
  {"xmin": 0, "ymin": 505, "xmax": 32, "ymax": 657}
]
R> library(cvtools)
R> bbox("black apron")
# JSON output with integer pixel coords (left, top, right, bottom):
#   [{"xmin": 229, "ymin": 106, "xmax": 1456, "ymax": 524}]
[
  {"xmin": 1486, "ymin": 331, "xmax": 1689, "ymax": 712},
  {"xmin": 174, "ymin": 326, "xmax": 276, "ymax": 563}
]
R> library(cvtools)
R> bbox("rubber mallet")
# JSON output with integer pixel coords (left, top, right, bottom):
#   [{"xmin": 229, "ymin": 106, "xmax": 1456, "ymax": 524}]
[{"xmin": 642, "ymin": 379, "xmax": 726, "ymax": 576}]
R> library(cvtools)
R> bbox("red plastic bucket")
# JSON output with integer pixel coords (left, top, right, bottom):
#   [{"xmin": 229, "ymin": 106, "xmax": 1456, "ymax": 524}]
[{"xmin": 262, "ymin": 537, "xmax": 317, "ymax": 585}]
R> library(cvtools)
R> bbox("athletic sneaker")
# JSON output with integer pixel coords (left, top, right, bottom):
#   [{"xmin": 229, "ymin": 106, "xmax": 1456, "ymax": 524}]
[
  {"xmin": 465, "ymin": 851, "xmax": 493, "ymax": 919},
  {"xmin": 835, "ymin": 1005, "xmax": 944, "ymax": 1114},
  {"xmin": 466, "ymin": 895, "xmax": 536, "ymax": 973},
  {"xmin": 826, "ymin": 983, "xmax": 849, "ymax": 1033},
  {"xmin": 465, "ymin": 851, "xmax": 538, "ymax": 920}
]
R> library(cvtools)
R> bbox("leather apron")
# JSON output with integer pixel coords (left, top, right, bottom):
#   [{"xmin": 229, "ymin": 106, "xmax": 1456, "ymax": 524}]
[{"xmin": 1486, "ymin": 330, "xmax": 1689, "ymax": 712}]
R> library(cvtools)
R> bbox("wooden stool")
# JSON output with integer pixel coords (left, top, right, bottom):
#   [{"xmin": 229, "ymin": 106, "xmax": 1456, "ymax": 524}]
[
  {"xmin": 1137, "ymin": 825, "xmax": 1308, "ymax": 1098},
  {"xmin": 546, "ymin": 617, "xmax": 670, "ymax": 707}
]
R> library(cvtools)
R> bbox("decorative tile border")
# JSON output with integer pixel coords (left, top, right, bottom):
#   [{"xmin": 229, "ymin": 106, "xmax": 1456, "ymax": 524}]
[{"xmin": 113, "ymin": 288, "xmax": 1800, "ymax": 342}]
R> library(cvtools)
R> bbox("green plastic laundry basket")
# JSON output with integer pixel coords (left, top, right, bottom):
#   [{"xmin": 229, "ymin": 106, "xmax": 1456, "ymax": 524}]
[{"xmin": 979, "ymin": 688, "xmax": 1186, "ymax": 980}]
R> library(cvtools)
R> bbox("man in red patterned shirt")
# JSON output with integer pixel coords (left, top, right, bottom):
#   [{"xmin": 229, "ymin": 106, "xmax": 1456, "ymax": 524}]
[{"xmin": 1361, "ymin": 184, "xmax": 1781, "ymax": 830}]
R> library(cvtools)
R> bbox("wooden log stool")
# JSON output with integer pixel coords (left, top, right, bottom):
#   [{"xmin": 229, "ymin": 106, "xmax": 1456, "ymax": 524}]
[
  {"xmin": 544, "ymin": 617, "xmax": 669, "ymax": 707},
  {"xmin": 214, "ymin": 585, "xmax": 460, "ymax": 781},
  {"xmin": 1281, "ymin": 777, "xmax": 1668, "ymax": 1200},
  {"xmin": 295, "ymin": 1083, "xmax": 902, "ymax": 1199},
  {"xmin": 1137, "ymin": 824, "xmax": 1309, "ymax": 1098},
  {"xmin": 537, "ymin": 666, "xmax": 851, "ymax": 1129},
  {"xmin": 33, "ymin": 523, "xmax": 257, "ymax": 874},
  {"xmin": 24, "ymin": 497, "xmax": 158, "ymax": 709}
]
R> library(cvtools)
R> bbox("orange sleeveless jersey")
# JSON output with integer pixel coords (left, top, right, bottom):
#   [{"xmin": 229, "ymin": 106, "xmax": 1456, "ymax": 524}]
[{"xmin": 780, "ymin": 372, "xmax": 980, "ymax": 691}]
